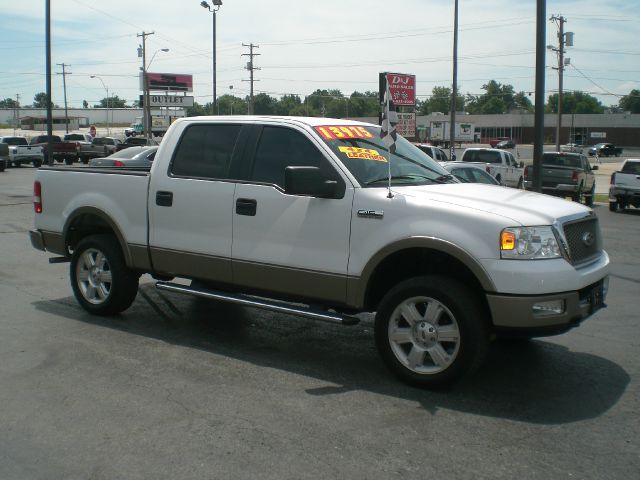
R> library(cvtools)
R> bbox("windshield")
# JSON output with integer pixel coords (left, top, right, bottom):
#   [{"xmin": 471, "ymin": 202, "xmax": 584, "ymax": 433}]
[
  {"xmin": 621, "ymin": 161, "xmax": 640, "ymax": 174},
  {"xmin": 314, "ymin": 125, "xmax": 454, "ymax": 187}
]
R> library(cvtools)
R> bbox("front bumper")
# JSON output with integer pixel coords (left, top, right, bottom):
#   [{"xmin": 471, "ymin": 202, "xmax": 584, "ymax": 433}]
[{"xmin": 487, "ymin": 276, "xmax": 608, "ymax": 335}]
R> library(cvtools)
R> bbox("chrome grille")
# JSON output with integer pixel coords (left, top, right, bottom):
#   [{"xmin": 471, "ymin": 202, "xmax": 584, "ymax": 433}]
[{"xmin": 562, "ymin": 216, "xmax": 601, "ymax": 264}]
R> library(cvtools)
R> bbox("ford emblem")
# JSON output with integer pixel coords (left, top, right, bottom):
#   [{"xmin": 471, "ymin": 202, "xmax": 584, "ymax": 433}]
[{"xmin": 582, "ymin": 232, "xmax": 595, "ymax": 247}]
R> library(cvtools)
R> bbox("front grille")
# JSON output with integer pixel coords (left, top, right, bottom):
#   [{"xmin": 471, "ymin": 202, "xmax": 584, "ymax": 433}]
[{"xmin": 562, "ymin": 216, "xmax": 601, "ymax": 265}]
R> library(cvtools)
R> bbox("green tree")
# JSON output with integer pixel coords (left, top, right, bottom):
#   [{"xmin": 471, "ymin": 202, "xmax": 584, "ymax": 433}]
[
  {"xmin": 33, "ymin": 92, "xmax": 52, "ymax": 108},
  {"xmin": 348, "ymin": 91, "xmax": 378, "ymax": 117},
  {"xmin": 94, "ymin": 95, "xmax": 127, "ymax": 108},
  {"xmin": 545, "ymin": 91, "xmax": 604, "ymax": 114},
  {"xmin": 465, "ymin": 80, "xmax": 526, "ymax": 114},
  {"xmin": 252, "ymin": 93, "xmax": 277, "ymax": 114},
  {"xmin": 82, "ymin": 100, "xmax": 89, "ymax": 108},
  {"xmin": 618, "ymin": 89, "xmax": 640, "ymax": 113},
  {"xmin": 186, "ymin": 102, "xmax": 208, "ymax": 117},
  {"xmin": 419, "ymin": 86, "xmax": 466, "ymax": 114},
  {"xmin": 0, "ymin": 98, "xmax": 18, "ymax": 108},
  {"xmin": 275, "ymin": 94, "xmax": 302, "ymax": 115}
]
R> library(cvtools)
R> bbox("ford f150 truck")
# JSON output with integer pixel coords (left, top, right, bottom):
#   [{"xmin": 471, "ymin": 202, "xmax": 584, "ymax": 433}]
[
  {"xmin": 0, "ymin": 136, "xmax": 44, "ymax": 167},
  {"xmin": 30, "ymin": 135, "xmax": 79, "ymax": 165},
  {"xmin": 29, "ymin": 116, "xmax": 610, "ymax": 388},
  {"xmin": 609, "ymin": 158, "xmax": 640, "ymax": 212},
  {"xmin": 523, "ymin": 152, "xmax": 598, "ymax": 206},
  {"xmin": 460, "ymin": 147, "xmax": 524, "ymax": 188}
]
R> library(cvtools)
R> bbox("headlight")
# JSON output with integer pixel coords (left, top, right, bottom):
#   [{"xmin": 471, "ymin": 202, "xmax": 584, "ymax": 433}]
[{"xmin": 500, "ymin": 226, "xmax": 562, "ymax": 260}]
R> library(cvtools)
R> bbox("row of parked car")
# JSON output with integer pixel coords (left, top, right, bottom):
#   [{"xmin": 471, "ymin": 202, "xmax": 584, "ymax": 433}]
[
  {"xmin": 415, "ymin": 142, "xmax": 602, "ymax": 206},
  {"xmin": 0, "ymin": 134, "xmax": 156, "ymax": 168}
]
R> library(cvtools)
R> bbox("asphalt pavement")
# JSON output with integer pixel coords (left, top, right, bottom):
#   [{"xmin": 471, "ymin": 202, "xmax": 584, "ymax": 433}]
[{"xmin": 0, "ymin": 164, "xmax": 639, "ymax": 480}]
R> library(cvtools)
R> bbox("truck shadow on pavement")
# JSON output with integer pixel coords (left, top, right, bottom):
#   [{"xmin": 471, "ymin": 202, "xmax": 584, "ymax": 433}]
[{"xmin": 34, "ymin": 283, "xmax": 629, "ymax": 426}]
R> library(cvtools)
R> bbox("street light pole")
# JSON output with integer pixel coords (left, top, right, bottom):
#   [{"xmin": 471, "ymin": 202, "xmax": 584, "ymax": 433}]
[
  {"xmin": 201, "ymin": 1, "xmax": 222, "ymax": 114},
  {"xmin": 90, "ymin": 75, "xmax": 109, "ymax": 135}
]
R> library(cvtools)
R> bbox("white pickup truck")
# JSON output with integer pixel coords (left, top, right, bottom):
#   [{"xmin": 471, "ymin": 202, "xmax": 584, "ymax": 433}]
[
  {"xmin": 0, "ymin": 136, "xmax": 44, "ymax": 167},
  {"xmin": 460, "ymin": 147, "xmax": 524, "ymax": 188},
  {"xmin": 609, "ymin": 158, "xmax": 640, "ymax": 212},
  {"xmin": 29, "ymin": 116, "xmax": 609, "ymax": 388}
]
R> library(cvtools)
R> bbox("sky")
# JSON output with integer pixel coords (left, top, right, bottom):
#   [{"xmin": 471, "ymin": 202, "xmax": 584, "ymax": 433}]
[{"xmin": 0, "ymin": 0, "xmax": 639, "ymax": 109}]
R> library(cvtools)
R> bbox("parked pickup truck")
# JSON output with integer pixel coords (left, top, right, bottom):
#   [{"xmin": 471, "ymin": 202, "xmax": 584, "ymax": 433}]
[
  {"xmin": 523, "ymin": 152, "xmax": 598, "ymax": 206},
  {"xmin": 460, "ymin": 147, "xmax": 524, "ymax": 188},
  {"xmin": 77, "ymin": 137, "xmax": 122, "ymax": 163},
  {"xmin": 589, "ymin": 143, "xmax": 622, "ymax": 158},
  {"xmin": 609, "ymin": 158, "xmax": 640, "ymax": 212},
  {"xmin": 29, "ymin": 116, "xmax": 610, "ymax": 388},
  {"xmin": 29, "ymin": 135, "xmax": 79, "ymax": 165},
  {"xmin": 0, "ymin": 136, "xmax": 44, "ymax": 167},
  {"xmin": 414, "ymin": 144, "xmax": 449, "ymax": 162}
]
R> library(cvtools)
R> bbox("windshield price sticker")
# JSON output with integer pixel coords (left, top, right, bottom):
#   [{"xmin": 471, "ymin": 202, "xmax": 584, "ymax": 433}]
[
  {"xmin": 315, "ymin": 126, "xmax": 374, "ymax": 140},
  {"xmin": 338, "ymin": 146, "xmax": 387, "ymax": 162}
]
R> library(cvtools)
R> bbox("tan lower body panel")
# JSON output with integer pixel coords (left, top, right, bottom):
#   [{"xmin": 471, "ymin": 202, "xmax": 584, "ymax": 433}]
[{"xmin": 149, "ymin": 247, "xmax": 233, "ymax": 284}]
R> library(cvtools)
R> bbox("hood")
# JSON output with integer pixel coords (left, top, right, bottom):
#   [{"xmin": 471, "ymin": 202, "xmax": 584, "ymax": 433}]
[{"xmin": 396, "ymin": 183, "xmax": 591, "ymax": 226}]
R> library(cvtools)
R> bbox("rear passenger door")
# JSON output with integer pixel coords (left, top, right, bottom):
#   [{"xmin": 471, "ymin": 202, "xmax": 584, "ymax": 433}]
[
  {"xmin": 232, "ymin": 124, "xmax": 354, "ymax": 304},
  {"xmin": 148, "ymin": 122, "xmax": 246, "ymax": 282}
]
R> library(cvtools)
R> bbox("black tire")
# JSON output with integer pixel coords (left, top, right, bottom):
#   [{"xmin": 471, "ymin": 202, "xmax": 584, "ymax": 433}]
[
  {"xmin": 609, "ymin": 201, "xmax": 618, "ymax": 212},
  {"xmin": 585, "ymin": 184, "xmax": 595, "ymax": 207},
  {"xmin": 64, "ymin": 157, "xmax": 74, "ymax": 165},
  {"xmin": 517, "ymin": 177, "xmax": 523, "ymax": 189},
  {"xmin": 33, "ymin": 158, "xmax": 43, "ymax": 168},
  {"xmin": 374, "ymin": 275, "xmax": 489, "ymax": 389},
  {"xmin": 572, "ymin": 184, "xmax": 584, "ymax": 203},
  {"xmin": 70, "ymin": 234, "xmax": 139, "ymax": 315},
  {"xmin": 495, "ymin": 174, "xmax": 502, "ymax": 185}
]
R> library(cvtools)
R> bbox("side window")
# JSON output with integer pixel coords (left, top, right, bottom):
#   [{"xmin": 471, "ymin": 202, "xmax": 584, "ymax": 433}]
[
  {"xmin": 250, "ymin": 126, "xmax": 333, "ymax": 188},
  {"xmin": 171, "ymin": 124, "xmax": 241, "ymax": 179}
]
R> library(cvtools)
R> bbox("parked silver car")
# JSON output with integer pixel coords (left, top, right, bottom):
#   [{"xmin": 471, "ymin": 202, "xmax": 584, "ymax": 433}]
[{"xmin": 89, "ymin": 146, "xmax": 158, "ymax": 167}]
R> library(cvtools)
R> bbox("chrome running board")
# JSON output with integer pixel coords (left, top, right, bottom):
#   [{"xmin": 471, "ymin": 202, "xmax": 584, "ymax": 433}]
[{"xmin": 156, "ymin": 281, "xmax": 360, "ymax": 326}]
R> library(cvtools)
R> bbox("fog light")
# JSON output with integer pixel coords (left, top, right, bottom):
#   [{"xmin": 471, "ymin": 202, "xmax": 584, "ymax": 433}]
[{"xmin": 532, "ymin": 299, "xmax": 565, "ymax": 316}]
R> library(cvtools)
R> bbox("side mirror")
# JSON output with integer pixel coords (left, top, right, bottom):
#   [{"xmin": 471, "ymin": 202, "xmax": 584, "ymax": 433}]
[
  {"xmin": 284, "ymin": 166, "xmax": 340, "ymax": 198},
  {"xmin": 592, "ymin": 165, "xmax": 599, "ymax": 171}
]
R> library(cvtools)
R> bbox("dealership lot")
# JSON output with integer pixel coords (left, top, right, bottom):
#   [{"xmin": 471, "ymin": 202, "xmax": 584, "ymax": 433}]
[{"xmin": 1, "ymin": 165, "xmax": 639, "ymax": 479}]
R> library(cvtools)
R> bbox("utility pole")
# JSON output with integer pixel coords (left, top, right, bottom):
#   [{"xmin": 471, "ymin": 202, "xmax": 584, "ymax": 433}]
[
  {"xmin": 45, "ymin": 0, "xmax": 53, "ymax": 165},
  {"xmin": 550, "ymin": 15, "xmax": 573, "ymax": 151},
  {"xmin": 532, "ymin": 0, "xmax": 546, "ymax": 193},
  {"xmin": 242, "ymin": 43, "xmax": 260, "ymax": 114},
  {"xmin": 138, "ymin": 31, "xmax": 155, "ymax": 139},
  {"xmin": 14, "ymin": 94, "xmax": 20, "ymax": 135},
  {"xmin": 56, "ymin": 63, "xmax": 71, "ymax": 133},
  {"xmin": 449, "ymin": 0, "xmax": 459, "ymax": 159}
]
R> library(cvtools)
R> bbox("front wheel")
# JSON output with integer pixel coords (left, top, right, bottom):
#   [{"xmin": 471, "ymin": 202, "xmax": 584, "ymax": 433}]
[
  {"xmin": 374, "ymin": 275, "xmax": 489, "ymax": 388},
  {"xmin": 609, "ymin": 201, "xmax": 618, "ymax": 212},
  {"xmin": 70, "ymin": 234, "xmax": 139, "ymax": 315},
  {"xmin": 585, "ymin": 184, "xmax": 595, "ymax": 207},
  {"xmin": 516, "ymin": 177, "xmax": 523, "ymax": 189},
  {"xmin": 572, "ymin": 184, "xmax": 584, "ymax": 204}
]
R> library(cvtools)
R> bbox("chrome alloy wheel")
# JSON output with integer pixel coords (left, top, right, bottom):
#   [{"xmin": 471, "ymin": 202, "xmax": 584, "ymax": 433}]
[
  {"xmin": 387, "ymin": 296, "xmax": 461, "ymax": 375},
  {"xmin": 75, "ymin": 248, "xmax": 113, "ymax": 304}
]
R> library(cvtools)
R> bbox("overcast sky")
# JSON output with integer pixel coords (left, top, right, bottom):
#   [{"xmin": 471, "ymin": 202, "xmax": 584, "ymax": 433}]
[{"xmin": 1, "ymin": 0, "xmax": 638, "ymax": 109}]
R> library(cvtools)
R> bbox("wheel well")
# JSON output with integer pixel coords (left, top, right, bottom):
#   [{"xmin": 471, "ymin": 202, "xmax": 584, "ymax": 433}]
[
  {"xmin": 65, "ymin": 212, "xmax": 124, "ymax": 256},
  {"xmin": 364, "ymin": 248, "xmax": 488, "ymax": 313}
]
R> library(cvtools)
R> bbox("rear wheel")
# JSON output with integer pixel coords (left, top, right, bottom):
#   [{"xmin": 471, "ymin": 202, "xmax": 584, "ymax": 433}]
[
  {"xmin": 32, "ymin": 158, "xmax": 42, "ymax": 168},
  {"xmin": 70, "ymin": 234, "xmax": 139, "ymax": 315},
  {"xmin": 585, "ymin": 184, "xmax": 595, "ymax": 207},
  {"xmin": 572, "ymin": 184, "xmax": 584, "ymax": 203},
  {"xmin": 374, "ymin": 275, "xmax": 489, "ymax": 389}
]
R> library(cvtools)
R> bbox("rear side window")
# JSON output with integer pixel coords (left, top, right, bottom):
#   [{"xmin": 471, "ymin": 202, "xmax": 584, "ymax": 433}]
[
  {"xmin": 463, "ymin": 150, "xmax": 502, "ymax": 164},
  {"xmin": 250, "ymin": 126, "xmax": 332, "ymax": 188},
  {"xmin": 622, "ymin": 162, "xmax": 640, "ymax": 174},
  {"xmin": 172, "ymin": 124, "xmax": 241, "ymax": 179}
]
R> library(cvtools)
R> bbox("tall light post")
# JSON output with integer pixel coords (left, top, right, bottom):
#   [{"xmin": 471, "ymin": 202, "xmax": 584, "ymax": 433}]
[
  {"xmin": 201, "ymin": 0, "xmax": 222, "ymax": 114},
  {"xmin": 90, "ymin": 75, "xmax": 109, "ymax": 135},
  {"xmin": 138, "ymin": 38, "xmax": 169, "ymax": 139}
]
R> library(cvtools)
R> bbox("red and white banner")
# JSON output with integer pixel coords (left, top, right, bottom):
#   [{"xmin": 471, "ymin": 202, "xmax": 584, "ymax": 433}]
[{"xmin": 386, "ymin": 73, "xmax": 416, "ymax": 106}]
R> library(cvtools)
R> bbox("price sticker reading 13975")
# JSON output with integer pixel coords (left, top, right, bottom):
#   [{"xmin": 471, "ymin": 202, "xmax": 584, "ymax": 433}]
[{"xmin": 314, "ymin": 126, "xmax": 374, "ymax": 141}]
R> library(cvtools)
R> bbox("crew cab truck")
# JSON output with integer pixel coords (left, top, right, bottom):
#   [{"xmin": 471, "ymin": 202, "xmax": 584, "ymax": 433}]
[
  {"xmin": 29, "ymin": 116, "xmax": 610, "ymax": 388},
  {"xmin": 523, "ymin": 152, "xmax": 598, "ymax": 206},
  {"xmin": 609, "ymin": 159, "xmax": 640, "ymax": 212},
  {"xmin": 30, "ymin": 135, "xmax": 79, "ymax": 165},
  {"xmin": 78, "ymin": 137, "xmax": 122, "ymax": 163},
  {"xmin": 589, "ymin": 143, "xmax": 622, "ymax": 158},
  {"xmin": 414, "ymin": 144, "xmax": 449, "ymax": 162},
  {"xmin": 0, "ymin": 136, "xmax": 44, "ymax": 167},
  {"xmin": 460, "ymin": 147, "xmax": 524, "ymax": 188}
]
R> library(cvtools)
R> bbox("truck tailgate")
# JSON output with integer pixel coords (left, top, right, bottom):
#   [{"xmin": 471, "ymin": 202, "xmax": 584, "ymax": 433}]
[{"xmin": 35, "ymin": 168, "xmax": 150, "ymax": 248}]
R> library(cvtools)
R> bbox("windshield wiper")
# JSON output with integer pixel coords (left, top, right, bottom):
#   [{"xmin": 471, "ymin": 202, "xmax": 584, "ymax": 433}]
[{"xmin": 365, "ymin": 174, "xmax": 440, "ymax": 186}]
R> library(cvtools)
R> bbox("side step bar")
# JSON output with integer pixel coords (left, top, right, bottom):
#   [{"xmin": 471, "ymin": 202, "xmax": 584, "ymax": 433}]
[{"xmin": 156, "ymin": 281, "xmax": 360, "ymax": 326}]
